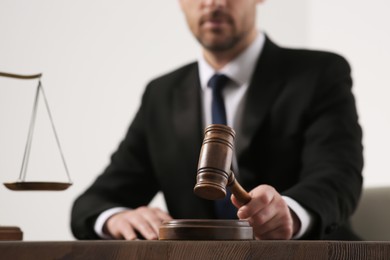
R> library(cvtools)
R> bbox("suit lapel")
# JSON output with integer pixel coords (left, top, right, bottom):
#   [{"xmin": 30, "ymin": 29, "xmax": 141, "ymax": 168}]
[
  {"xmin": 235, "ymin": 37, "xmax": 285, "ymax": 158},
  {"xmin": 172, "ymin": 64, "xmax": 204, "ymax": 149},
  {"xmin": 172, "ymin": 64, "xmax": 215, "ymax": 217}
]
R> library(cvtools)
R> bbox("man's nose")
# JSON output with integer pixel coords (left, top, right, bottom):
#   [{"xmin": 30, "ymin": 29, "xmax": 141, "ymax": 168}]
[{"xmin": 203, "ymin": 0, "xmax": 227, "ymax": 8}]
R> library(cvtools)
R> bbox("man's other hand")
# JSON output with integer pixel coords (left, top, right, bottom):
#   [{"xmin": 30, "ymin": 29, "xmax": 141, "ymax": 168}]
[{"xmin": 104, "ymin": 207, "xmax": 172, "ymax": 240}]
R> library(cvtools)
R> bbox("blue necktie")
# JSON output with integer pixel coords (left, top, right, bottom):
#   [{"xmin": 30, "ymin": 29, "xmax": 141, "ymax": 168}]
[{"xmin": 208, "ymin": 74, "xmax": 238, "ymax": 219}]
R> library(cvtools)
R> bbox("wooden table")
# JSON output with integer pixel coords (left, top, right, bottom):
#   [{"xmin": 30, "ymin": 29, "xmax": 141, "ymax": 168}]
[{"xmin": 0, "ymin": 240, "xmax": 389, "ymax": 260}]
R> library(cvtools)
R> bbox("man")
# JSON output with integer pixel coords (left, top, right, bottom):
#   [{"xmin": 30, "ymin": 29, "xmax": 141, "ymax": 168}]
[{"xmin": 71, "ymin": 0, "xmax": 363, "ymax": 240}]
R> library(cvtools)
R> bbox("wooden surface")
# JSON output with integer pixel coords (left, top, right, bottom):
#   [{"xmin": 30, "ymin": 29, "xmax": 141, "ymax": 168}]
[
  {"xmin": 3, "ymin": 181, "xmax": 71, "ymax": 191},
  {"xmin": 0, "ymin": 240, "xmax": 389, "ymax": 260},
  {"xmin": 159, "ymin": 219, "xmax": 253, "ymax": 240},
  {"xmin": 195, "ymin": 124, "xmax": 251, "ymax": 205},
  {"xmin": 195, "ymin": 124, "xmax": 236, "ymax": 201},
  {"xmin": 0, "ymin": 226, "xmax": 23, "ymax": 241}
]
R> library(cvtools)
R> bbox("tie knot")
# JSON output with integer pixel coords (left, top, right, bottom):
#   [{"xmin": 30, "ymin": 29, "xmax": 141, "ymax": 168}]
[{"xmin": 208, "ymin": 74, "xmax": 230, "ymax": 92}]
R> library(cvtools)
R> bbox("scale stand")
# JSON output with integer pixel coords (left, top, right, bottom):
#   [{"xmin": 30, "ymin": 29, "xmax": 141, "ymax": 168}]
[{"xmin": 0, "ymin": 71, "xmax": 72, "ymax": 191}]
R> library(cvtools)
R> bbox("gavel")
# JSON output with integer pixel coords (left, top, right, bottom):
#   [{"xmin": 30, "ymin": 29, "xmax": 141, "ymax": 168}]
[
  {"xmin": 194, "ymin": 124, "xmax": 251, "ymax": 205},
  {"xmin": 159, "ymin": 124, "xmax": 253, "ymax": 240}
]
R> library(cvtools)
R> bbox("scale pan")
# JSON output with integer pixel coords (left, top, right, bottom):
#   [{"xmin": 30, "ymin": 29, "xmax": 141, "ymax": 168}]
[{"xmin": 3, "ymin": 181, "xmax": 72, "ymax": 191}]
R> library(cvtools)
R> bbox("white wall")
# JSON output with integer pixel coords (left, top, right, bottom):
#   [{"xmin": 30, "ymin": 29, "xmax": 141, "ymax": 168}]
[
  {"xmin": 0, "ymin": 0, "xmax": 388, "ymax": 241},
  {"xmin": 307, "ymin": 0, "xmax": 390, "ymax": 187}
]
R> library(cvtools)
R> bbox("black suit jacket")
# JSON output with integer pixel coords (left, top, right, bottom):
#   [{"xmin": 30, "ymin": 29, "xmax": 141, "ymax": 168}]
[{"xmin": 71, "ymin": 37, "xmax": 363, "ymax": 240}]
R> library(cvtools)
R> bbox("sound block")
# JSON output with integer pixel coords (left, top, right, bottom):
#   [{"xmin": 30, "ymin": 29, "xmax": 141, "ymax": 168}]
[{"xmin": 159, "ymin": 219, "xmax": 253, "ymax": 240}]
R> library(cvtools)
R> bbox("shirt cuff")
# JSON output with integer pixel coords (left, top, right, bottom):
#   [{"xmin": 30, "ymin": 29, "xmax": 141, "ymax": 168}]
[
  {"xmin": 94, "ymin": 207, "xmax": 129, "ymax": 239},
  {"xmin": 282, "ymin": 196, "xmax": 312, "ymax": 239}
]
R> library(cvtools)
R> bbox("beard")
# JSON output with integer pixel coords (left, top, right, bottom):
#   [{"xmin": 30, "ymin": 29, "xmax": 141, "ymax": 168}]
[
  {"xmin": 196, "ymin": 30, "xmax": 243, "ymax": 52},
  {"xmin": 195, "ymin": 9, "xmax": 244, "ymax": 52}
]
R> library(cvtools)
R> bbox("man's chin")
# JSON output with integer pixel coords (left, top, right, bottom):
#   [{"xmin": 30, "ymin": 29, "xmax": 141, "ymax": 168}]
[
  {"xmin": 198, "ymin": 37, "xmax": 236, "ymax": 52},
  {"xmin": 201, "ymin": 41, "xmax": 234, "ymax": 52}
]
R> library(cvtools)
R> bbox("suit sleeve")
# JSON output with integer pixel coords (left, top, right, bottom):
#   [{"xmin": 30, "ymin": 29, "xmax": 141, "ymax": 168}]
[
  {"xmin": 283, "ymin": 55, "xmax": 364, "ymax": 239},
  {"xmin": 70, "ymin": 84, "xmax": 160, "ymax": 239}
]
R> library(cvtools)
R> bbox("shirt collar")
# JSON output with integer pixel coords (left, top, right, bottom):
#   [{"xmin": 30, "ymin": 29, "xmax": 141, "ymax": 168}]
[{"xmin": 198, "ymin": 31, "xmax": 266, "ymax": 90}]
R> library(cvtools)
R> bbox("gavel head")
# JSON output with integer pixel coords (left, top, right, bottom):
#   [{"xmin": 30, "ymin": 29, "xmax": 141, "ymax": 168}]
[{"xmin": 194, "ymin": 124, "xmax": 235, "ymax": 200}]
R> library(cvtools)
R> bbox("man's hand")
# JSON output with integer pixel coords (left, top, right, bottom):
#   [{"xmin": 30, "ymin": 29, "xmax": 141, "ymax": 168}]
[
  {"xmin": 232, "ymin": 185, "xmax": 301, "ymax": 240},
  {"xmin": 104, "ymin": 207, "xmax": 172, "ymax": 240}
]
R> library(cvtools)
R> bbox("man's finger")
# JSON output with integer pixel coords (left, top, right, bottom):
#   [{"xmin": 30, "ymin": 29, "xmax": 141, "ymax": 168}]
[{"xmin": 120, "ymin": 224, "xmax": 138, "ymax": 240}]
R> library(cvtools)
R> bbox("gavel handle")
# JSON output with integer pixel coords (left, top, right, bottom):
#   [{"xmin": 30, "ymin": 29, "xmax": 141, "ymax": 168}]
[{"xmin": 227, "ymin": 171, "xmax": 251, "ymax": 205}]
